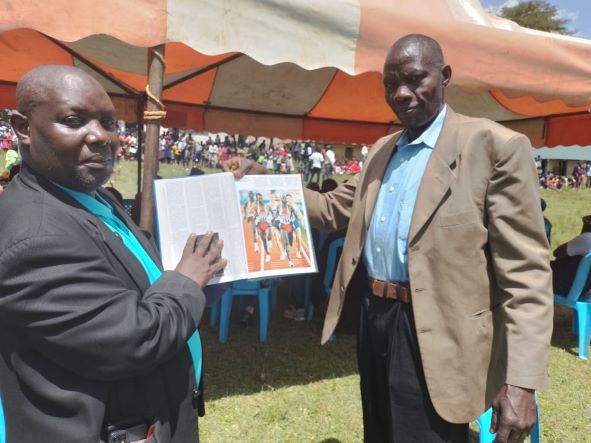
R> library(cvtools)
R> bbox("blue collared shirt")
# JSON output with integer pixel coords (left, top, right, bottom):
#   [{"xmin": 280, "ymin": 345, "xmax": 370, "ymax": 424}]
[
  {"xmin": 363, "ymin": 105, "xmax": 447, "ymax": 282},
  {"xmin": 53, "ymin": 184, "xmax": 202, "ymax": 381}
]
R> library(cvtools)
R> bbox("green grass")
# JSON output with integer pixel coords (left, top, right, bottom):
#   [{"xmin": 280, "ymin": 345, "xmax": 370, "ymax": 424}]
[{"xmin": 3, "ymin": 152, "xmax": 590, "ymax": 442}]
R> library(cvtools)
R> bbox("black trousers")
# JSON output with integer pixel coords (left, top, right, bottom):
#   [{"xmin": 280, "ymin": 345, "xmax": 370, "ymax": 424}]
[{"xmin": 357, "ymin": 287, "xmax": 469, "ymax": 443}]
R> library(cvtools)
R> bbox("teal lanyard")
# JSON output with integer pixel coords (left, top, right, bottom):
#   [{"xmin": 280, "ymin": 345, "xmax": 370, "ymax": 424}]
[{"xmin": 53, "ymin": 184, "xmax": 202, "ymax": 383}]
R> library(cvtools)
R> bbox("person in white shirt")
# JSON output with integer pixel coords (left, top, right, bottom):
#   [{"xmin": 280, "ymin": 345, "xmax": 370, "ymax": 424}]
[
  {"xmin": 308, "ymin": 146, "xmax": 324, "ymax": 183},
  {"xmin": 361, "ymin": 144, "xmax": 369, "ymax": 162},
  {"xmin": 323, "ymin": 145, "xmax": 336, "ymax": 180}
]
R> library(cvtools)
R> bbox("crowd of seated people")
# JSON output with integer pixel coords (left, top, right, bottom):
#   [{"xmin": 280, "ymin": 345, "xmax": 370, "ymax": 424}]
[
  {"xmin": 115, "ymin": 127, "xmax": 367, "ymax": 186},
  {"xmin": 537, "ymin": 158, "xmax": 591, "ymax": 190}
]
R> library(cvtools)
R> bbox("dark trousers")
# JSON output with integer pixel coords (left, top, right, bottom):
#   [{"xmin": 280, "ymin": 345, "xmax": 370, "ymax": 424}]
[
  {"xmin": 309, "ymin": 167, "xmax": 322, "ymax": 183},
  {"xmin": 358, "ymin": 288, "xmax": 469, "ymax": 443}
]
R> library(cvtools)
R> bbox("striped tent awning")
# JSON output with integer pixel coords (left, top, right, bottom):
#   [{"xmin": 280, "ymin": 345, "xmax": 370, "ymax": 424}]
[{"xmin": 0, "ymin": 0, "xmax": 590, "ymax": 146}]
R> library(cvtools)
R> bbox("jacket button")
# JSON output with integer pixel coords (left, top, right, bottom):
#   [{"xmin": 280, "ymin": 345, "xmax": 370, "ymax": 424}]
[
  {"xmin": 352, "ymin": 256, "xmax": 357, "ymax": 265},
  {"xmin": 192, "ymin": 388, "xmax": 201, "ymax": 399}
]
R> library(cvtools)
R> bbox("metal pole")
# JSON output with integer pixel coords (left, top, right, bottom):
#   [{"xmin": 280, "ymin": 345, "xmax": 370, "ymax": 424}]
[
  {"xmin": 136, "ymin": 96, "xmax": 144, "ymax": 195},
  {"xmin": 139, "ymin": 45, "xmax": 166, "ymax": 234}
]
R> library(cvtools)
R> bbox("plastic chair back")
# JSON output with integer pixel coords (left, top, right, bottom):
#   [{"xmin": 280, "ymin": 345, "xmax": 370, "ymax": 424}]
[
  {"xmin": 564, "ymin": 252, "xmax": 591, "ymax": 304},
  {"xmin": 216, "ymin": 279, "xmax": 273, "ymax": 342},
  {"xmin": 474, "ymin": 392, "xmax": 540, "ymax": 443},
  {"xmin": 323, "ymin": 238, "xmax": 345, "ymax": 296},
  {"xmin": 554, "ymin": 252, "xmax": 591, "ymax": 359}
]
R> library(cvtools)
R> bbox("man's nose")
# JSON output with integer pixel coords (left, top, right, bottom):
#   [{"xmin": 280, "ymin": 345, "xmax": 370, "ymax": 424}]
[
  {"xmin": 85, "ymin": 120, "xmax": 112, "ymax": 146},
  {"xmin": 394, "ymin": 85, "xmax": 412, "ymax": 102}
]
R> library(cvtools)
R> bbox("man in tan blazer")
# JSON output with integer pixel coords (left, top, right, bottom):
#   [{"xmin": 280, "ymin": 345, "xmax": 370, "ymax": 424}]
[{"xmin": 225, "ymin": 34, "xmax": 552, "ymax": 443}]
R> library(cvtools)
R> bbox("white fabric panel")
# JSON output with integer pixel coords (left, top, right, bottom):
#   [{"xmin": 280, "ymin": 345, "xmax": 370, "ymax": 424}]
[
  {"xmin": 445, "ymin": 85, "xmax": 525, "ymax": 122},
  {"xmin": 167, "ymin": 0, "xmax": 360, "ymax": 74},
  {"xmin": 209, "ymin": 55, "xmax": 336, "ymax": 115}
]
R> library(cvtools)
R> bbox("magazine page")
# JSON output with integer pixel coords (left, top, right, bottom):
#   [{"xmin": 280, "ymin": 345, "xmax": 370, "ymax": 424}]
[
  {"xmin": 154, "ymin": 173, "xmax": 249, "ymax": 284},
  {"xmin": 235, "ymin": 174, "xmax": 318, "ymax": 279}
]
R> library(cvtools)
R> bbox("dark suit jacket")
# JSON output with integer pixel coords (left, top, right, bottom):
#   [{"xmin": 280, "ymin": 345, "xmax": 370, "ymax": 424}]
[{"xmin": 0, "ymin": 165, "xmax": 206, "ymax": 443}]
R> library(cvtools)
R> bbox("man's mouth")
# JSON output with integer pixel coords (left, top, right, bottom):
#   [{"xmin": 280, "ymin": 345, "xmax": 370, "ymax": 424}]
[
  {"xmin": 397, "ymin": 106, "xmax": 417, "ymax": 114},
  {"xmin": 82, "ymin": 156, "xmax": 112, "ymax": 168}
]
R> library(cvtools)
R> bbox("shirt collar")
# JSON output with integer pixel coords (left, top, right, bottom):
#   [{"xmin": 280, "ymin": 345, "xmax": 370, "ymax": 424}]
[
  {"xmin": 51, "ymin": 181, "xmax": 115, "ymax": 220},
  {"xmin": 397, "ymin": 105, "xmax": 447, "ymax": 150}
]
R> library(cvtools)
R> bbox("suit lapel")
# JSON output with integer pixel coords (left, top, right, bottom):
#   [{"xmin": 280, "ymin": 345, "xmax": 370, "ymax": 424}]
[
  {"xmin": 363, "ymin": 134, "xmax": 400, "ymax": 227},
  {"xmin": 408, "ymin": 108, "xmax": 460, "ymax": 245},
  {"xmin": 98, "ymin": 189, "xmax": 163, "ymax": 268},
  {"xmin": 19, "ymin": 166, "xmax": 153, "ymax": 290},
  {"xmin": 97, "ymin": 221, "xmax": 152, "ymax": 290}
]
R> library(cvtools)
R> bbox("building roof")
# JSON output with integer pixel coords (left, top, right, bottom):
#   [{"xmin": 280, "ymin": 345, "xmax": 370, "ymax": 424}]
[{"xmin": 532, "ymin": 146, "xmax": 591, "ymax": 161}]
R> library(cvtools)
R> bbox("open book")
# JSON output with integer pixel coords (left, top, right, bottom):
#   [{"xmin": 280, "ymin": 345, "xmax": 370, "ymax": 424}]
[{"xmin": 154, "ymin": 173, "xmax": 318, "ymax": 284}]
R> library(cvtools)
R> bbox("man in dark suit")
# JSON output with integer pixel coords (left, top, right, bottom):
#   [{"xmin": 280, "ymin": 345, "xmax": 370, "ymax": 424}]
[{"xmin": 0, "ymin": 65, "xmax": 226, "ymax": 442}]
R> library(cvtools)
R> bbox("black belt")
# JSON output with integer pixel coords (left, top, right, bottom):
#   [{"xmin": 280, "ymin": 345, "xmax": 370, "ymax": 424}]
[{"xmin": 367, "ymin": 277, "xmax": 411, "ymax": 303}]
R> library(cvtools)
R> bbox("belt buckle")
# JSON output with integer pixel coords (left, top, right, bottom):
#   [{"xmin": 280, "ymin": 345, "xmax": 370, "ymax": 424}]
[
  {"xmin": 372, "ymin": 279, "xmax": 385, "ymax": 297},
  {"xmin": 386, "ymin": 282, "xmax": 397, "ymax": 300}
]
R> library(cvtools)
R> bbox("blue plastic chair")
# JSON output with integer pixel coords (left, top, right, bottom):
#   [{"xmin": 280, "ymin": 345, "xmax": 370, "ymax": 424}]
[
  {"xmin": 210, "ymin": 279, "xmax": 277, "ymax": 342},
  {"xmin": 554, "ymin": 252, "xmax": 591, "ymax": 359},
  {"xmin": 307, "ymin": 238, "xmax": 343, "ymax": 343},
  {"xmin": 474, "ymin": 392, "xmax": 540, "ymax": 443},
  {"xmin": 210, "ymin": 279, "xmax": 278, "ymax": 325},
  {"xmin": 307, "ymin": 238, "xmax": 344, "ymax": 321}
]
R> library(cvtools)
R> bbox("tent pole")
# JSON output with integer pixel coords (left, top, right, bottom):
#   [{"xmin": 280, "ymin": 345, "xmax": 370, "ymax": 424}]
[
  {"xmin": 136, "ymin": 95, "xmax": 144, "ymax": 195},
  {"xmin": 139, "ymin": 45, "xmax": 166, "ymax": 234}
]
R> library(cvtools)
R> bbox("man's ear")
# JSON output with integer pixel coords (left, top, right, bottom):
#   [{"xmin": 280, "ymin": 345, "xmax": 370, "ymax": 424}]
[
  {"xmin": 10, "ymin": 112, "xmax": 30, "ymax": 146},
  {"xmin": 441, "ymin": 64, "xmax": 452, "ymax": 87}
]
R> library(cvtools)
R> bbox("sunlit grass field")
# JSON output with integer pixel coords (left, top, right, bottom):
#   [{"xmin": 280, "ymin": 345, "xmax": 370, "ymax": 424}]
[{"xmin": 2, "ymin": 152, "xmax": 590, "ymax": 442}]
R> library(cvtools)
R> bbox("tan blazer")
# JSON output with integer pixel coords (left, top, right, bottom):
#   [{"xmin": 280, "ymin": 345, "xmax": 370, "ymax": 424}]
[{"xmin": 304, "ymin": 107, "xmax": 553, "ymax": 423}]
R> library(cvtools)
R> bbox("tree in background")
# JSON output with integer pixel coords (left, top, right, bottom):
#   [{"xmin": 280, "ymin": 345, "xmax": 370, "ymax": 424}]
[{"xmin": 500, "ymin": 0, "xmax": 576, "ymax": 35}]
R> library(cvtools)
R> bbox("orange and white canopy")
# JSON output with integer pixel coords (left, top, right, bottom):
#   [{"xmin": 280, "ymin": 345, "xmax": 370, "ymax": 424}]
[{"xmin": 0, "ymin": 0, "xmax": 590, "ymax": 146}]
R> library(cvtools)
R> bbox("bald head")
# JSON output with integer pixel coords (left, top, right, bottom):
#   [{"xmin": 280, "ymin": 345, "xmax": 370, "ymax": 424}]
[
  {"xmin": 387, "ymin": 34, "xmax": 445, "ymax": 69},
  {"xmin": 11, "ymin": 64, "xmax": 118, "ymax": 193},
  {"xmin": 16, "ymin": 65, "xmax": 103, "ymax": 117},
  {"xmin": 382, "ymin": 34, "xmax": 451, "ymax": 140}
]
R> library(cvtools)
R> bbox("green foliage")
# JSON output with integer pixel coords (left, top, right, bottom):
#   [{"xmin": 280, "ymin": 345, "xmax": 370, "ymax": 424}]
[{"xmin": 500, "ymin": 0, "xmax": 576, "ymax": 35}]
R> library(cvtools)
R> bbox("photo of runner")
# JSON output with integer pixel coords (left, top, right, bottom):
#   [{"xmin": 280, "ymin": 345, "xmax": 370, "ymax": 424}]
[
  {"xmin": 243, "ymin": 190, "xmax": 260, "ymax": 253},
  {"xmin": 239, "ymin": 189, "xmax": 313, "ymax": 272}
]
